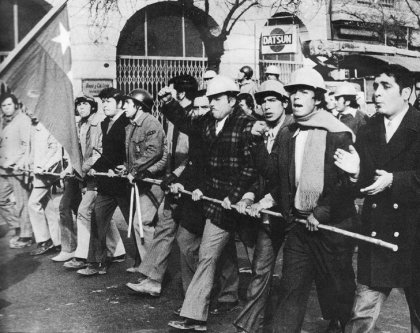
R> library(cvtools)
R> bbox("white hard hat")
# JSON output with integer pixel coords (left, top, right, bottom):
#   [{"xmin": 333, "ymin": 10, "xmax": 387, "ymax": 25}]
[
  {"xmin": 265, "ymin": 65, "xmax": 281, "ymax": 76},
  {"xmin": 284, "ymin": 67, "xmax": 326, "ymax": 93},
  {"xmin": 206, "ymin": 75, "xmax": 239, "ymax": 97},
  {"xmin": 255, "ymin": 80, "xmax": 288, "ymax": 104},
  {"xmin": 334, "ymin": 82, "xmax": 358, "ymax": 97},
  {"xmin": 203, "ymin": 70, "xmax": 217, "ymax": 80}
]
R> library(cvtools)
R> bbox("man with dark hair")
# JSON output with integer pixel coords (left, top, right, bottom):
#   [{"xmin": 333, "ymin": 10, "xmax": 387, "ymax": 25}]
[
  {"xmin": 233, "ymin": 79, "xmax": 294, "ymax": 333},
  {"xmin": 54, "ymin": 96, "xmax": 98, "ymax": 262},
  {"xmin": 64, "ymin": 95, "xmax": 126, "ymax": 269},
  {"xmin": 237, "ymin": 93, "xmax": 257, "ymax": 118},
  {"xmin": 334, "ymin": 65, "xmax": 420, "ymax": 332},
  {"xmin": 251, "ymin": 68, "xmax": 357, "ymax": 332},
  {"xmin": 165, "ymin": 75, "xmax": 258, "ymax": 332},
  {"xmin": 0, "ymin": 93, "xmax": 32, "ymax": 248},
  {"xmin": 126, "ymin": 75, "xmax": 196, "ymax": 295},
  {"xmin": 77, "ymin": 87, "xmax": 130, "ymax": 275},
  {"xmin": 335, "ymin": 82, "xmax": 367, "ymax": 135},
  {"xmin": 238, "ymin": 66, "xmax": 258, "ymax": 96}
]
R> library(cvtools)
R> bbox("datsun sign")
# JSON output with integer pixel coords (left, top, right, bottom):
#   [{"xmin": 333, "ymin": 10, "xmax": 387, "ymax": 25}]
[{"xmin": 261, "ymin": 25, "xmax": 298, "ymax": 54}]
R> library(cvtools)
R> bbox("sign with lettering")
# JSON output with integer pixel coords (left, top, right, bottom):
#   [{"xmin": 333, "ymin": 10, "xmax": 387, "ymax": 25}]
[
  {"xmin": 82, "ymin": 79, "xmax": 113, "ymax": 96},
  {"xmin": 261, "ymin": 25, "xmax": 298, "ymax": 54}
]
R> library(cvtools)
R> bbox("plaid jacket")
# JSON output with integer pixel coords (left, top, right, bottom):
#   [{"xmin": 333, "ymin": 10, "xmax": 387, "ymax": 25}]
[{"xmin": 162, "ymin": 100, "xmax": 258, "ymax": 230}]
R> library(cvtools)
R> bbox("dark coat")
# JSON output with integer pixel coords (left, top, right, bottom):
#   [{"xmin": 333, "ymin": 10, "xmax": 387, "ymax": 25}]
[
  {"xmin": 355, "ymin": 106, "xmax": 420, "ymax": 288},
  {"xmin": 339, "ymin": 110, "xmax": 368, "ymax": 136},
  {"xmin": 92, "ymin": 113, "xmax": 130, "ymax": 195},
  {"xmin": 253, "ymin": 123, "xmax": 358, "ymax": 252},
  {"xmin": 243, "ymin": 115, "xmax": 295, "ymax": 244},
  {"xmin": 162, "ymin": 101, "xmax": 258, "ymax": 231}
]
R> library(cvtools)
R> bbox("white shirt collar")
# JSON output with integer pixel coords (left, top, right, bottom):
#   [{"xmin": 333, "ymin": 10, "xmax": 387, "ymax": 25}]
[
  {"xmin": 384, "ymin": 105, "xmax": 409, "ymax": 128},
  {"xmin": 215, "ymin": 116, "xmax": 228, "ymax": 135}
]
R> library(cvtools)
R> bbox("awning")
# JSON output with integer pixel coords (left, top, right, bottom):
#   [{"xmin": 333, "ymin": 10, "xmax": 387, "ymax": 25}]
[
  {"xmin": 336, "ymin": 54, "xmax": 420, "ymax": 76},
  {"xmin": 365, "ymin": 54, "xmax": 420, "ymax": 72}
]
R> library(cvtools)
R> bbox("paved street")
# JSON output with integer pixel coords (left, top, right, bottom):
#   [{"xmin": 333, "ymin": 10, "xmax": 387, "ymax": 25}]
[{"xmin": 0, "ymin": 207, "xmax": 411, "ymax": 333}]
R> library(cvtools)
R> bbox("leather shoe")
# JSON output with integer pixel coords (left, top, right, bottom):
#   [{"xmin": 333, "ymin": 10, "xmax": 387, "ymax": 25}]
[
  {"xmin": 63, "ymin": 258, "xmax": 87, "ymax": 270},
  {"xmin": 209, "ymin": 301, "xmax": 240, "ymax": 315},
  {"xmin": 77, "ymin": 263, "xmax": 107, "ymax": 276},
  {"xmin": 126, "ymin": 278, "xmax": 161, "ymax": 296},
  {"xmin": 30, "ymin": 239, "xmax": 54, "ymax": 256},
  {"xmin": 52, "ymin": 251, "xmax": 74, "ymax": 262},
  {"xmin": 168, "ymin": 318, "xmax": 207, "ymax": 331}
]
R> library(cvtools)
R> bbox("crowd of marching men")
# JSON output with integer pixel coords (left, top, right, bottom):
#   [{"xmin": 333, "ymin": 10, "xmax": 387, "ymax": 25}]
[{"xmin": 1, "ymin": 63, "xmax": 420, "ymax": 333}]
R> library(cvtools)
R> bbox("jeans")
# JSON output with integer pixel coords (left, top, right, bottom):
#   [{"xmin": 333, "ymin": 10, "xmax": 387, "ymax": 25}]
[
  {"xmin": 139, "ymin": 196, "xmax": 178, "ymax": 282},
  {"xmin": 58, "ymin": 178, "xmax": 82, "ymax": 253},
  {"xmin": 74, "ymin": 189, "xmax": 125, "ymax": 259}
]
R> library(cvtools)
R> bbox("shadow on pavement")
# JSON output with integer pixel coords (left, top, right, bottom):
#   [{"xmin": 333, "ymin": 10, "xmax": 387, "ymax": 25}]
[{"xmin": 0, "ymin": 252, "xmax": 41, "ymax": 292}]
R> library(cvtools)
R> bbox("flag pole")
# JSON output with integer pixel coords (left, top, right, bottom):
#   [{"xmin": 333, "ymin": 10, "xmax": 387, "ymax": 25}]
[{"xmin": 0, "ymin": 0, "xmax": 69, "ymax": 75}]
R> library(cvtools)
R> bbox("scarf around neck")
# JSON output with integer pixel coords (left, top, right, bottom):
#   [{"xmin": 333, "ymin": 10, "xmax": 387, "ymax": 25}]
[{"xmin": 293, "ymin": 109, "xmax": 354, "ymax": 213}]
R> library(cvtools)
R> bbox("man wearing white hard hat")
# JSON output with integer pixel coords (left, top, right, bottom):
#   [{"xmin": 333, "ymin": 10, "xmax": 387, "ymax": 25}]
[
  {"xmin": 164, "ymin": 75, "xmax": 258, "ymax": 332},
  {"xmin": 250, "ymin": 67, "xmax": 358, "ymax": 332},
  {"xmin": 202, "ymin": 70, "xmax": 217, "ymax": 90},
  {"xmin": 335, "ymin": 82, "xmax": 367, "ymax": 135},
  {"xmin": 265, "ymin": 65, "xmax": 282, "ymax": 82},
  {"xmin": 233, "ymin": 79, "xmax": 294, "ymax": 333}
]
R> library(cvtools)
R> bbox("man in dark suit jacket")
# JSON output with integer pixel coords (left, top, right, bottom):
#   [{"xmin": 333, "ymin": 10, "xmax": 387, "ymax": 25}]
[
  {"xmin": 233, "ymin": 80, "xmax": 294, "ymax": 333},
  {"xmin": 251, "ymin": 68, "xmax": 358, "ymax": 333},
  {"xmin": 77, "ymin": 87, "xmax": 130, "ymax": 276},
  {"xmin": 334, "ymin": 65, "xmax": 420, "ymax": 332}
]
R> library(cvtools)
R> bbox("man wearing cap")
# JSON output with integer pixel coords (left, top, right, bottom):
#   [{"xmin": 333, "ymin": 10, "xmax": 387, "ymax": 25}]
[
  {"xmin": 334, "ymin": 65, "xmax": 420, "ymax": 333},
  {"xmin": 335, "ymin": 82, "xmax": 367, "ymax": 135},
  {"xmin": 164, "ymin": 75, "xmax": 258, "ymax": 331},
  {"xmin": 251, "ymin": 68, "xmax": 358, "ymax": 332},
  {"xmin": 64, "ymin": 95, "xmax": 126, "ymax": 270},
  {"xmin": 233, "ymin": 79, "xmax": 294, "ymax": 333}
]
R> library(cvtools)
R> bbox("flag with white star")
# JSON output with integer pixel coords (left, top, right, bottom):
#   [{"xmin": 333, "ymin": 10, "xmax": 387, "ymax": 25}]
[{"xmin": 0, "ymin": 0, "xmax": 81, "ymax": 176}]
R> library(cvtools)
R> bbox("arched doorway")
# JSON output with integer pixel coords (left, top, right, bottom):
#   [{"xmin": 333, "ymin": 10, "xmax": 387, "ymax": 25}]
[
  {"xmin": 117, "ymin": 2, "xmax": 217, "ymax": 116},
  {"xmin": 259, "ymin": 13, "xmax": 305, "ymax": 83}
]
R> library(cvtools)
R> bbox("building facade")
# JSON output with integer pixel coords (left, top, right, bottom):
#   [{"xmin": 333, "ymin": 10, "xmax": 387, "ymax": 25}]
[{"xmin": 1, "ymin": 0, "xmax": 420, "ymax": 104}]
